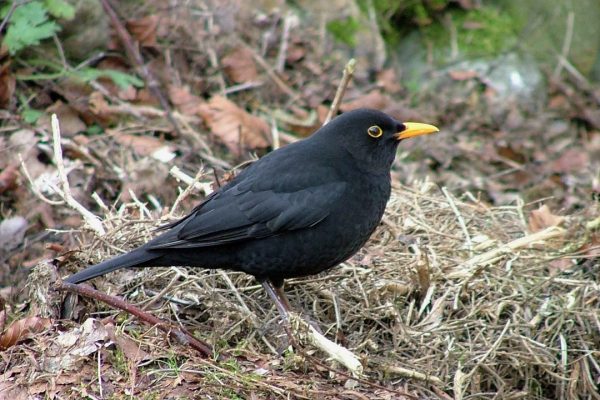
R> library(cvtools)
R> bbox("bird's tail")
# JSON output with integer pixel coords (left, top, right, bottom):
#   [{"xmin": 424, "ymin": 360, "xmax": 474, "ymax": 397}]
[{"xmin": 64, "ymin": 248, "xmax": 158, "ymax": 284}]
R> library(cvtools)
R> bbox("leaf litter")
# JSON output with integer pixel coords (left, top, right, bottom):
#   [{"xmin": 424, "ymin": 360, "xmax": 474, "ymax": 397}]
[{"xmin": 0, "ymin": 1, "xmax": 598, "ymax": 399}]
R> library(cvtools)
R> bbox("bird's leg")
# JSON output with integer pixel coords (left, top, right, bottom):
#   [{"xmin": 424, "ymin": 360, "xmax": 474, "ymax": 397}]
[
  {"xmin": 261, "ymin": 279, "xmax": 323, "ymax": 334},
  {"xmin": 261, "ymin": 279, "xmax": 291, "ymax": 321}
]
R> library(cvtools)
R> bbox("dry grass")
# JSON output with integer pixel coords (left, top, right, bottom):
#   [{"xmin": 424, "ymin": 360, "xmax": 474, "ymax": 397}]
[{"xmin": 4, "ymin": 180, "xmax": 598, "ymax": 399}]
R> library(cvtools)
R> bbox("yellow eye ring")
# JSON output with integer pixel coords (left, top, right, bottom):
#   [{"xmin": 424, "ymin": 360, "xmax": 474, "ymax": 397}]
[{"xmin": 367, "ymin": 125, "xmax": 383, "ymax": 138}]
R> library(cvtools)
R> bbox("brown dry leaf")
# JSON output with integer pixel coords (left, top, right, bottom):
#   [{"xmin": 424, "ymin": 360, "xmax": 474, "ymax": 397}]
[
  {"xmin": 126, "ymin": 15, "xmax": 159, "ymax": 47},
  {"xmin": 106, "ymin": 323, "xmax": 150, "ymax": 363},
  {"xmin": 449, "ymin": 69, "xmax": 478, "ymax": 81},
  {"xmin": 340, "ymin": 90, "xmax": 391, "ymax": 112},
  {"xmin": 376, "ymin": 68, "xmax": 402, "ymax": 94},
  {"xmin": 582, "ymin": 108, "xmax": 600, "ymax": 130},
  {"xmin": 0, "ymin": 163, "xmax": 18, "ymax": 194},
  {"xmin": 548, "ymin": 258, "xmax": 573, "ymax": 274},
  {"xmin": 528, "ymin": 204, "xmax": 565, "ymax": 233},
  {"xmin": 0, "ymin": 317, "xmax": 52, "ymax": 350},
  {"xmin": 112, "ymin": 131, "xmax": 169, "ymax": 157},
  {"xmin": 89, "ymin": 91, "xmax": 112, "ymax": 116},
  {"xmin": 41, "ymin": 101, "xmax": 86, "ymax": 137},
  {"xmin": 222, "ymin": 46, "xmax": 258, "ymax": 83},
  {"xmin": 551, "ymin": 149, "xmax": 589, "ymax": 174},
  {"xmin": 168, "ymin": 85, "xmax": 203, "ymax": 115},
  {"xmin": 198, "ymin": 96, "xmax": 269, "ymax": 156},
  {"xmin": 0, "ymin": 61, "xmax": 15, "ymax": 108}
]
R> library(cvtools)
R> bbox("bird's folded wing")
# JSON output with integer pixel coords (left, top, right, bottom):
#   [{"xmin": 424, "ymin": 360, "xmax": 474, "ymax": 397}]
[{"xmin": 147, "ymin": 180, "xmax": 346, "ymax": 249}]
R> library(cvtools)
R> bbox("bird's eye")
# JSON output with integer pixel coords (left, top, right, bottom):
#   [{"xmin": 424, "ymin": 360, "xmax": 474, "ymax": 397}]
[{"xmin": 367, "ymin": 125, "xmax": 383, "ymax": 138}]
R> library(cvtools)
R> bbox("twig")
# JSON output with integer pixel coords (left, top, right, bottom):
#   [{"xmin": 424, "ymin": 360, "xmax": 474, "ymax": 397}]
[
  {"xmin": 0, "ymin": 0, "xmax": 19, "ymax": 33},
  {"xmin": 448, "ymin": 226, "xmax": 566, "ymax": 279},
  {"xmin": 323, "ymin": 59, "xmax": 356, "ymax": 125},
  {"xmin": 19, "ymin": 154, "xmax": 64, "ymax": 206},
  {"xmin": 291, "ymin": 313, "xmax": 363, "ymax": 376},
  {"xmin": 276, "ymin": 13, "xmax": 294, "ymax": 73},
  {"xmin": 99, "ymin": 0, "xmax": 182, "ymax": 137},
  {"xmin": 169, "ymin": 167, "xmax": 207, "ymax": 217},
  {"xmin": 381, "ymin": 364, "xmax": 444, "ymax": 386},
  {"xmin": 169, "ymin": 166, "xmax": 213, "ymax": 196},
  {"xmin": 56, "ymin": 280, "xmax": 215, "ymax": 358},
  {"xmin": 441, "ymin": 186, "xmax": 472, "ymax": 257},
  {"xmin": 552, "ymin": 11, "xmax": 575, "ymax": 80},
  {"xmin": 247, "ymin": 44, "xmax": 298, "ymax": 99},
  {"xmin": 51, "ymin": 115, "xmax": 106, "ymax": 236}
]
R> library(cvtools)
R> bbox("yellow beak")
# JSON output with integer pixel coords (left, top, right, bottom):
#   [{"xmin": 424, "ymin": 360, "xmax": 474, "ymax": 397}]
[{"xmin": 396, "ymin": 122, "xmax": 439, "ymax": 140}]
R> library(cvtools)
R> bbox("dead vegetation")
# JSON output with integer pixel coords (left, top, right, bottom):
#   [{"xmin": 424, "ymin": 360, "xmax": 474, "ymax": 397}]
[{"xmin": 0, "ymin": 0, "xmax": 599, "ymax": 399}]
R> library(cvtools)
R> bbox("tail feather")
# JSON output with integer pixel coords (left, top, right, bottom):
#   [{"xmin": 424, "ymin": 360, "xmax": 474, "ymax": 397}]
[{"xmin": 64, "ymin": 249, "xmax": 158, "ymax": 284}]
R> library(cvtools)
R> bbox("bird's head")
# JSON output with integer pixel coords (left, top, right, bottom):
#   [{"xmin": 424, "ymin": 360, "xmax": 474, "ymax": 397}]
[{"xmin": 316, "ymin": 109, "xmax": 439, "ymax": 172}]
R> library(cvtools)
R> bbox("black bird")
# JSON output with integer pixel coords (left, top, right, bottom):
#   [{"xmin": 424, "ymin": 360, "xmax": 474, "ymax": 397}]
[{"xmin": 65, "ymin": 109, "xmax": 438, "ymax": 318}]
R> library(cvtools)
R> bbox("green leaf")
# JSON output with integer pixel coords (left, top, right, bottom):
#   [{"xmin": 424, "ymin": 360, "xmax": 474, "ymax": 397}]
[
  {"xmin": 77, "ymin": 68, "xmax": 144, "ymax": 89},
  {"xmin": 44, "ymin": 0, "xmax": 75, "ymax": 19},
  {"xmin": 22, "ymin": 109, "xmax": 43, "ymax": 124},
  {"xmin": 3, "ymin": 1, "xmax": 61, "ymax": 54}
]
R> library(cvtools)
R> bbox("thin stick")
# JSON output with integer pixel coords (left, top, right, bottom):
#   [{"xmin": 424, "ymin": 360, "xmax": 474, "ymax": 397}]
[
  {"xmin": 442, "ymin": 186, "xmax": 472, "ymax": 256},
  {"xmin": 169, "ymin": 168, "xmax": 206, "ymax": 217},
  {"xmin": 323, "ymin": 59, "xmax": 356, "ymax": 125},
  {"xmin": 51, "ymin": 115, "xmax": 106, "ymax": 236},
  {"xmin": 448, "ymin": 226, "xmax": 566, "ymax": 279},
  {"xmin": 276, "ymin": 13, "xmax": 294, "ymax": 73},
  {"xmin": 552, "ymin": 11, "xmax": 575, "ymax": 80},
  {"xmin": 56, "ymin": 280, "xmax": 215, "ymax": 358}
]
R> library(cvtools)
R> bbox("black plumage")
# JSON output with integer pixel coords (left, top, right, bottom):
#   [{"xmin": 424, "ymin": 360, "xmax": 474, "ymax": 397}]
[{"xmin": 65, "ymin": 109, "xmax": 438, "ymax": 317}]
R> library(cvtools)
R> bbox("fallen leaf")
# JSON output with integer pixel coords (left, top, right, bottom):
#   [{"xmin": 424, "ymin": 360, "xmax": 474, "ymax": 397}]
[
  {"xmin": 528, "ymin": 204, "xmax": 565, "ymax": 233},
  {"xmin": 0, "ymin": 316, "xmax": 52, "ymax": 350},
  {"xmin": 551, "ymin": 149, "xmax": 589, "ymax": 174},
  {"xmin": 376, "ymin": 68, "xmax": 402, "ymax": 93},
  {"xmin": 0, "ymin": 216, "xmax": 28, "ymax": 252},
  {"xmin": 449, "ymin": 69, "xmax": 478, "ymax": 81},
  {"xmin": 548, "ymin": 258, "xmax": 573, "ymax": 274},
  {"xmin": 112, "ymin": 131, "xmax": 175, "ymax": 161},
  {"xmin": 41, "ymin": 101, "xmax": 86, "ymax": 137},
  {"xmin": 0, "ymin": 163, "xmax": 18, "ymax": 194},
  {"xmin": 222, "ymin": 46, "xmax": 258, "ymax": 84},
  {"xmin": 106, "ymin": 323, "xmax": 150, "ymax": 363},
  {"xmin": 340, "ymin": 90, "xmax": 391, "ymax": 112},
  {"xmin": 582, "ymin": 108, "xmax": 600, "ymax": 130},
  {"xmin": 0, "ymin": 61, "xmax": 15, "ymax": 108},
  {"xmin": 126, "ymin": 15, "xmax": 159, "ymax": 47},
  {"xmin": 168, "ymin": 85, "xmax": 203, "ymax": 115},
  {"xmin": 198, "ymin": 96, "xmax": 269, "ymax": 156},
  {"xmin": 44, "ymin": 318, "xmax": 108, "ymax": 372}
]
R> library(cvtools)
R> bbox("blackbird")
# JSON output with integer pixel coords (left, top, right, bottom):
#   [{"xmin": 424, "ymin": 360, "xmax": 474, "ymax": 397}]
[{"xmin": 65, "ymin": 109, "xmax": 438, "ymax": 318}]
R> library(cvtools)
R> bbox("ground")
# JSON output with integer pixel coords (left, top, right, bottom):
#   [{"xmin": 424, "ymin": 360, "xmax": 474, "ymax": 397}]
[{"xmin": 0, "ymin": 1, "xmax": 598, "ymax": 399}]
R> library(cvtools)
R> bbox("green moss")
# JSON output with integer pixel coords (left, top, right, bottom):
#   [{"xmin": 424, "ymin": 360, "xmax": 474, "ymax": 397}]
[
  {"xmin": 326, "ymin": 16, "xmax": 361, "ymax": 47},
  {"xmin": 421, "ymin": 6, "xmax": 517, "ymax": 61}
]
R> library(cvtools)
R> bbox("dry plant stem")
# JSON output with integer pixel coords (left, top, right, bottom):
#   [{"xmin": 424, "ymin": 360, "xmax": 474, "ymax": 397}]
[
  {"xmin": 323, "ymin": 59, "xmax": 356, "ymax": 125},
  {"xmin": 51, "ymin": 115, "xmax": 106, "ymax": 236},
  {"xmin": 381, "ymin": 364, "xmax": 444, "ymax": 386},
  {"xmin": 56, "ymin": 280, "xmax": 214, "ymax": 358},
  {"xmin": 441, "ymin": 186, "xmax": 472, "ymax": 256},
  {"xmin": 553, "ymin": 11, "xmax": 575, "ymax": 80},
  {"xmin": 99, "ymin": 0, "xmax": 182, "ymax": 137},
  {"xmin": 246, "ymin": 44, "xmax": 298, "ymax": 99},
  {"xmin": 169, "ymin": 168, "xmax": 206, "ymax": 217},
  {"xmin": 292, "ymin": 314, "xmax": 363, "ymax": 377},
  {"xmin": 19, "ymin": 154, "xmax": 64, "ymax": 206},
  {"xmin": 276, "ymin": 13, "xmax": 293, "ymax": 73},
  {"xmin": 448, "ymin": 226, "xmax": 566, "ymax": 279},
  {"xmin": 169, "ymin": 166, "xmax": 213, "ymax": 196}
]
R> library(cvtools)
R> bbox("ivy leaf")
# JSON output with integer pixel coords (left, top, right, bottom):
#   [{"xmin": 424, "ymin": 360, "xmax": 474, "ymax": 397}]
[{"xmin": 3, "ymin": 1, "xmax": 61, "ymax": 54}]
